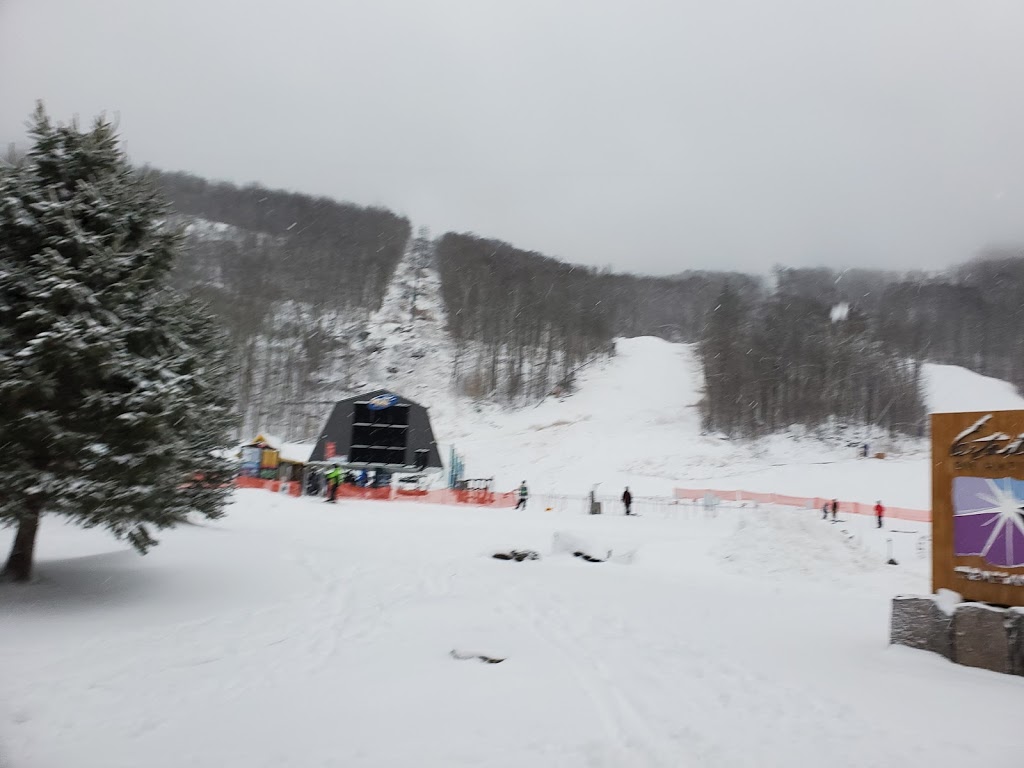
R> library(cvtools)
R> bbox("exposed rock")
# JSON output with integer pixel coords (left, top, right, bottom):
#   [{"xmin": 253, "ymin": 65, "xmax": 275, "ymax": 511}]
[
  {"xmin": 890, "ymin": 595, "xmax": 953, "ymax": 660},
  {"xmin": 953, "ymin": 603, "xmax": 1011, "ymax": 674},
  {"xmin": 1004, "ymin": 608, "xmax": 1024, "ymax": 677}
]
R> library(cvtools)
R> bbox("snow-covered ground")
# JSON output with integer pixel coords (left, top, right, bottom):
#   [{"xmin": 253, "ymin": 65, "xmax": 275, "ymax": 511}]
[
  {"xmin": 340, "ymin": 246, "xmax": 1024, "ymax": 508},
  {"xmin": 924, "ymin": 361, "xmax": 1024, "ymax": 413},
  {"xmin": 228, "ymin": 229, "xmax": 1024, "ymax": 512},
  {"xmin": 6, "ymin": 238, "xmax": 1024, "ymax": 766},
  {"xmin": 3, "ymin": 490, "xmax": 1020, "ymax": 768},
  {"xmin": 424, "ymin": 336, "xmax": 1024, "ymax": 509}
]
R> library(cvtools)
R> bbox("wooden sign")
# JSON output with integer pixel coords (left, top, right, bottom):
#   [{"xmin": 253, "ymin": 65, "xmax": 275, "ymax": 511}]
[{"xmin": 932, "ymin": 410, "xmax": 1024, "ymax": 607}]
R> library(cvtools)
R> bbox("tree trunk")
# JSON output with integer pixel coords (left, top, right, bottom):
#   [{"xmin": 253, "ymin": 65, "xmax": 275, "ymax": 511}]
[{"xmin": 3, "ymin": 505, "xmax": 41, "ymax": 582}]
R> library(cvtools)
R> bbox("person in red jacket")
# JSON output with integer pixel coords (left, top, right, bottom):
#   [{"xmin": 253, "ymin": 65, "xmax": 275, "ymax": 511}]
[{"xmin": 875, "ymin": 500, "xmax": 885, "ymax": 528}]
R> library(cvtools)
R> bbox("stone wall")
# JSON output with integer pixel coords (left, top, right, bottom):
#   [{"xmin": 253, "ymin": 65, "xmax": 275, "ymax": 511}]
[{"xmin": 891, "ymin": 593, "xmax": 1024, "ymax": 676}]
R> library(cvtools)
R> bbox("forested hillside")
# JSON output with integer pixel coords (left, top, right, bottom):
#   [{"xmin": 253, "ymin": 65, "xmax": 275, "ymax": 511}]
[
  {"xmin": 436, "ymin": 233, "xmax": 613, "ymax": 401},
  {"xmin": 153, "ymin": 170, "xmax": 411, "ymax": 438},
  {"xmin": 697, "ymin": 256, "xmax": 1024, "ymax": 438},
  {"xmin": 436, "ymin": 232, "xmax": 765, "ymax": 401},
  {"xmin": 698, "ymin": 280, "xmax": 925, "ymax": 438},
  {"xmin": 875, "ymin": 252, "xmax": 1024, "ymax": 392},
  {"xmin": 153, "ymin": 167, "xmax": 1024, "ymax": 443}
]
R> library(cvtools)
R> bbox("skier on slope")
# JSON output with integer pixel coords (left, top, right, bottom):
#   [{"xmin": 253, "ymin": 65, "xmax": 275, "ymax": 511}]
[
  {"xmin": 831, "ymin": 498, "xmax": 839, "ymax": 521},
  {"xmin": 875, "ymin": 500, "xmax": 885, "ymax": 529},
  {"xmin": 516, "ymin": 481, "xmax": 528, "ymax": 510},
  {"xmin": 622, "ymin": 487, "xmax": 633, "ymax": 516},
  {"xmin": 325, "ymin": 465, "xmax": 342, "ymax": 503}
]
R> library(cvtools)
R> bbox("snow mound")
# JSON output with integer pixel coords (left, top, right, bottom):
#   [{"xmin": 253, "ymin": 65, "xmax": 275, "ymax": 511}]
[
  {"xmin": 923, "ymin": 363, "xmax": 1024, "ymax": 413},
  {"xmin": 715, "ymin": 509, "xmax": 880, "ymax": 582}
]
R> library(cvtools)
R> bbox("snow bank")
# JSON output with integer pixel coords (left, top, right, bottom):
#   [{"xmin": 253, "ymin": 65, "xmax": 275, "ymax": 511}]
[{"xmin": 923, "ymin": 362, "xmax": 1024, "ymax": 413}]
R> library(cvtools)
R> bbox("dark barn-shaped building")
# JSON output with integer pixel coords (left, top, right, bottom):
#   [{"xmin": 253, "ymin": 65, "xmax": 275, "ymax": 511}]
[{"xmin": 309, "ymin": 390, "xmax": 442, "ymax": 471}]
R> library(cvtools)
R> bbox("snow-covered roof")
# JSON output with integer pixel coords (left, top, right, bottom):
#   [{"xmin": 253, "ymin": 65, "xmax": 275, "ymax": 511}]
[
  {"xmin": 246, "ymin": 433, "xmax": 284, "ymax": 450},
  {"xmin": 242, "ymin": 434, "xmax": 315, "ymax": 464},
  {"xmin": 279, "ymin": 442, "xmax": 316, "ymax": 464}
]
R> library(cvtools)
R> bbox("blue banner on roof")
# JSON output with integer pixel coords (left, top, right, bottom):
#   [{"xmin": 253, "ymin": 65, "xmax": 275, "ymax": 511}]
[{"xmin": 367, "ymin": 393, "xmax": 399, "ymax": 410}]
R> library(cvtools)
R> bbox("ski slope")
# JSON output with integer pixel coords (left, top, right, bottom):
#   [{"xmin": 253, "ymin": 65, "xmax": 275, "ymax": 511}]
[
  {"xmin": 429, "ymin": 337, "xmax": 1024, "ymax": 509},
  {"xmin": 3, "ymin": 490, "xmax": 1020, "ymax": 768},
  {"xmin": 307, "ymin": 235, "xmax": 1024, "ymax": 511}
]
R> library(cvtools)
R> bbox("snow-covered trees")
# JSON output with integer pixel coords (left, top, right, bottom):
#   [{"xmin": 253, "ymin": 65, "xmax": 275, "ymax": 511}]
[
  {"xmin": 152, "ymin": 170, "xmax": 412, "ymax": 437},
  {"xmin": 0, "ymin": 106, "xmax": 236, "ymax": 582}
]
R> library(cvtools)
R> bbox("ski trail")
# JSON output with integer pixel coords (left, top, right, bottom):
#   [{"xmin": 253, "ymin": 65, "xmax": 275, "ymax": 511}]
[{"xmin": 505, "ymin": 589, "xmax": 690, "ymax": 767}]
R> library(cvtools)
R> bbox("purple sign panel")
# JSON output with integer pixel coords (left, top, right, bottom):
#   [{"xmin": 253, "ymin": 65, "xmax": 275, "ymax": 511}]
[{"xmin": 953, "ymin": 476, "xmax": 1024, "ymax": 568}]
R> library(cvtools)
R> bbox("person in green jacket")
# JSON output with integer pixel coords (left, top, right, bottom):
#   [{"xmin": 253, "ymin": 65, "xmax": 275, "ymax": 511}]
[
  {"xmin": 515, "ymin": 481, "xmax": 528, "ymax": 510},
  {"xmin": 326, "ymin": 465, "xmax": 342, "ymax": 503}
]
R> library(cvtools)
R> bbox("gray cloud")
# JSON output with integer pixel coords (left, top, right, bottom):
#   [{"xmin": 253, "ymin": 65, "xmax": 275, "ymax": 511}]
[{"xmin": 3, "ymin": 0, "xmax": 1024, "ymax": 274}]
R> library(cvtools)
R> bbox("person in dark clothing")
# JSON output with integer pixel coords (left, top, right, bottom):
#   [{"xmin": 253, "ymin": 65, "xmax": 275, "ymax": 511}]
[
  {"xmin": 622, "ymin": 487, "xmax": 633, "ymax": 515},
  {"xmin": 306, "ymin": 471, "xmax": 322, "ymax": 497},
  {"xmin": 515, "ymin": 481, "xmax": 528, "ymax": 510},
  {"xmin": 875, "ymin": 500, "xmax": 885, "ymax": 528},
  {"xmin": 831, "ymin": 498, "xmax": 839, "ymax": 521}
]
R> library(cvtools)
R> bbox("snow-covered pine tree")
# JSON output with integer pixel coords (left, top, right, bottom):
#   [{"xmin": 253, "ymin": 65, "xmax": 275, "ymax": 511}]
[{"xmin": 0, "ymin": 104, "xmax": 237, "ymax": 582}]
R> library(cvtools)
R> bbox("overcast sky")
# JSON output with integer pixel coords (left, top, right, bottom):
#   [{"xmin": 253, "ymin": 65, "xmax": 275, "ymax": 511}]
[{"xmin": 3, "ymin": 0, "xmax": 1024, "ymax": 275}]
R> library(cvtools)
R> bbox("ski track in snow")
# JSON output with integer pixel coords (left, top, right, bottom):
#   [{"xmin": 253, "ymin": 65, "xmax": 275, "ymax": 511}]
[{"xmin": 3, "ymin": 492, "xmax": 1021, "ymax": 767}]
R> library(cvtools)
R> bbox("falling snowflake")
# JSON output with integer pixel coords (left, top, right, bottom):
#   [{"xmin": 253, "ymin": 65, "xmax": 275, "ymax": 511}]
[{"xmin": 953, "ymin": 477, "xmax": 1024, "ymax": 568}]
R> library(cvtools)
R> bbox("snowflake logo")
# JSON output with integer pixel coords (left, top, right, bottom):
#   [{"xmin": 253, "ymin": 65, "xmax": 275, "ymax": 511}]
[{"xmin": 953, "ymin": 477, "xmax": 1024, "ymax": 568}]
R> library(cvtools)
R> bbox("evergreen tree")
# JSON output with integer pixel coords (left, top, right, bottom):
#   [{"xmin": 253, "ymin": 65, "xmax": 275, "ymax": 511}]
[{"xmin": 0, "ymin": 105, "xmax": 236, "ymax": 582}]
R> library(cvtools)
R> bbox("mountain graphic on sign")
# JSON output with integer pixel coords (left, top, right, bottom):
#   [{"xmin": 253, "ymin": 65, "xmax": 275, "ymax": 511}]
[{"xmin": 953, "ymin": 476, "xmax": 1024, "ymax": 568}]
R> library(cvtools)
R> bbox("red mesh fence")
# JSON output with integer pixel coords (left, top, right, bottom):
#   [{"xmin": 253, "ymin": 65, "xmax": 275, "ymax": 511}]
[
  {"xmin": 235, "ymin": 476, "xmax": 518, "ymax": 508},
  {"xmin": 672, "ymin": 486, "xmax": 930, "ymax": 522},
  {"xmin": 236, "ymin": 477, "xmax": 930, "ymax": 521}
]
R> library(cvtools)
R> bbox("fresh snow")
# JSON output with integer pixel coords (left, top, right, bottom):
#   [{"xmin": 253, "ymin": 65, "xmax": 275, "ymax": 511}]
[
  {"xmin": 423, "ymin": 339, "xmax": 1021, "ymax": 510},
  {"xmin": 2, "ymin": 491, "xmax": 1020, "ymax": 768},
  {"xmin": 923, "ymin": 362, "xmax": 1024, "ymax": 414},
  {"xmin": 5, "ymin": 234, "xmax": 1024, "ymax": 766},
  {"xmin": 341, "ymin": 249, "xmax": 1022, "ymax": 510}
]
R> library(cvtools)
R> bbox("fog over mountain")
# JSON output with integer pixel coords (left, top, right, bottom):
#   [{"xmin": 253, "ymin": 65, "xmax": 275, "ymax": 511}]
[{"xmin": 4, "ymin": 0, "xmax": 1024, "ymax": 274}]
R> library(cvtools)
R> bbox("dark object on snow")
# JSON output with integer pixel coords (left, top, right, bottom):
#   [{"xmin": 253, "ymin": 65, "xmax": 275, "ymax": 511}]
[
  {"xmin": 622, "ymin": 487, "xmax": 633, "ymax": 515},
  {"xmin": 492, "ymin": 550, "xmax": 539, "ymax": 562},
  {"xmin": 450, "ymin": 650, "xmax": 505, "ymax": 664},
  {"xmin": 886, "ymin": 537, "xmax": 898, "ymax": 565},
  {"xmin": 573, "ymin": 551, "xmax": 606, "ymax": 563}
]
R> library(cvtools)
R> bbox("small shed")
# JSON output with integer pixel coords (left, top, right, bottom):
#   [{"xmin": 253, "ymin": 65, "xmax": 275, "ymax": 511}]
[
  {"xmin": 309, "ymin": 390, "xmax": 442, "ymax": 472},
  {"xmin": 240, "ymin": 433, "xmax": 316, "ymax": 481}
]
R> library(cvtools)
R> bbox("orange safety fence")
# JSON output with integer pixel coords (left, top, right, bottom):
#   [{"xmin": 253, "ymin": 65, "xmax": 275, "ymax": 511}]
[
  {"xmin": 672, "ymin": 486, "xmax": 931, "ymax": 522},
  {"xmin": 235, "ymin": 476, "xmax": 519, "ymax": 508}
]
